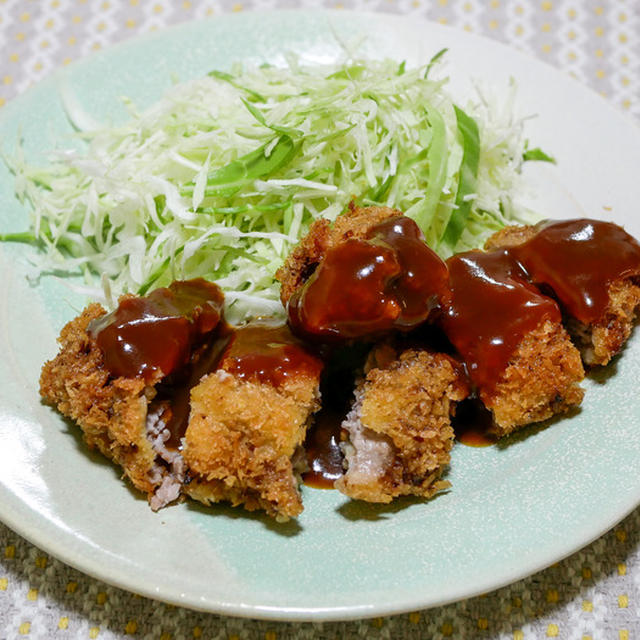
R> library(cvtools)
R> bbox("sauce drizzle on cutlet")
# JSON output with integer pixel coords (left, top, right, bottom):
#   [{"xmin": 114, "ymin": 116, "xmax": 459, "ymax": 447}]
[
  {"xmin": 509, "ymin": 218, "xmax": 640, "ymax": 324},
  {"xmin": 287, "ymin": 216, "xmax": 448, "ymax": 340},
  {"xmin": 86, "ymin": 218, "xmax": 640, "ymax": 463},
  {"xmin": 220, "ymin": 321, "xmax": 323, "ymax": 387},
  {"xmin": 440, "ymin": 249, "xmax": 562, "ymax": 394},
  {"xmin": 90, "ymin": 295, "xmax": 324, "ymax": 452},
  {"xmin": 88, "ymin": 278, "xmax": 225, "ymax": 382}
]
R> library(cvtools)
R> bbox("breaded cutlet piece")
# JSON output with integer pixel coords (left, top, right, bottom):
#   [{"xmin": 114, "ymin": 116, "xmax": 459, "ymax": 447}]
[
  {"xmin": 276, "ymin": 204, "xmax": 401, "ymax": 305},
  {"xmin": 441, "ymin": 248, "xmax": 585, "ymax": 437},
  {"xmin": 40, "ymin": 280, "xmax": 227, "ymax": 511},
  {"xmin": 485, "ymin": 224, "xmax": 640, "ymax": 366},
  {"xmin": 182, "ymin": 324, "xmax": 322, "ymax": 521},
  {"xmin": 335, "ymin": 345, "xmax": 468, "ymax": 503},
  {"xmin": 39, "ymin": 304, "xmax": 168, "ymax": 505},
  {"xmin": 485, "ymin": 319, "xmax": 585, "ymax": 436}
]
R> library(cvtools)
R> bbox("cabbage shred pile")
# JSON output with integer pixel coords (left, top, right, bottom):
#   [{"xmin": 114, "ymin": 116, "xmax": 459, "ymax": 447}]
[{"xmin": 4, "ymin": 57, "xmax": 539, "ymax": 322}]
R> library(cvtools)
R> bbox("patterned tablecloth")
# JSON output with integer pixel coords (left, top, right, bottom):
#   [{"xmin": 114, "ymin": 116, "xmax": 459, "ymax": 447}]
[{"xmin": 1, "ymin": 1, "xmax": 639, "ymax": 638}]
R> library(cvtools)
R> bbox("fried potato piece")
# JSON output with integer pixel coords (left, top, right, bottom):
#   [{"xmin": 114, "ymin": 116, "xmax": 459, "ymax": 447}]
[
  {"xmin": 485, "ymin": 319, "xmax": 585, "ymax": 437},
  {"xmin": 485, "ymin": 225, "xmax": 640, "ymax": 366},
  {"xmin": 276, "ymin": 204, "xmax": 401, "ymax": 305},
  {"xmin": 39, "ymin": 304, "xmax": 161, "ymax": 500},
  {"xmin": 335, "ymin": 346, "xmax": 468, "ymax": 503},
  {"xmin": 182, "ymin": 366, "xmax": 321, "ymax": 521}
]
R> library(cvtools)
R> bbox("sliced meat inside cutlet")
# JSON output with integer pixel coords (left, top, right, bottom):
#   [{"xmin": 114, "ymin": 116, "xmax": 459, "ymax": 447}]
[
  {"xmin": 335, "ymin": 345, "xmax": 468, "ymax": 503},
  {"xmin": 39, "ymin": 279, "xmax": 226, "ymax": 510},
  {"xmin": 277, "ymin": 204, "xmax": 449, "ymax": 341},
  {"xmin": 441, "ymin": 249, "xmax": 585, "ymax": 437},
  {"xmin": 485, "ymin": 219, "xmax": 640, "ymax": 366},
  {"xmin": 182, "ymin": 322, "xmax": 323, "ymax": 521}
]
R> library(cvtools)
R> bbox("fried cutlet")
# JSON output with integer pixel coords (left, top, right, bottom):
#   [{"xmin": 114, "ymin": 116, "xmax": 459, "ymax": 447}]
[
  {"xmin": 486, "ymin": 220, "xmax": 640, "ymax": 366},
  {"xmin": 483, "ymin": 224, "xmax": 537, "ymax": 251},
  {"xmin": 335, "ymin": 344, "xmax": 468, "ymax": 503},
  {"xmin": 441, "ymin": 249, "xmax": 585, "ymax": 437},
  {"xmin": 182, "ymin": 322, "xmax": 323, "ymax": 521},
  {"xmin": 39, "ymin": 303, "xmax": 176, "ymax": 508},
  {"xmin": 566, "ymin": 280, "xmax": 640, "ymax": 366}
]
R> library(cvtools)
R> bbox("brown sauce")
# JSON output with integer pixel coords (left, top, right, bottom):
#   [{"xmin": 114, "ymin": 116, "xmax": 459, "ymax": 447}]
[
  {"xmin": 288, "ymin": 216, "xmax": 448, "ymax": 340},
  {"xmin": 510, "ymin": 219, "xmax": 640, "ymax": 324},
  {"xmin": 302, "ymin": 407, "xmax": 344, "ymax": 488},
  {"xmin": 301, "ymin": 343, "xmax": 368, "ymax": 488},
  {"xmin": 441, "ymin": 249, "xmax": 561, "ymax": 394},
  {"xmin": 370, "ymin": 216, "xmax": 449, "ymax": 327},
  {"xmin": 88, "ymin": 278, "xmax": 224, "ymax": 382},
  {"xmin": 452, "ymin": 398, "xmax": 498, "ymax": 447},
  {"xmin": 220, "ymin": 321, "xmax": 323, "ymax": 387}
]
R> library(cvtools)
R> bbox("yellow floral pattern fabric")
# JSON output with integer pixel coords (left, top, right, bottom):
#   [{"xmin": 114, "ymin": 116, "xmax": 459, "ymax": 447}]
[
  {"xmin": 0, "ymin": 517, "xmax": 639, "ymax": 637},
  {"xmin": 1, "ymin": 0, "xmax": 638, "ymax": 118}
]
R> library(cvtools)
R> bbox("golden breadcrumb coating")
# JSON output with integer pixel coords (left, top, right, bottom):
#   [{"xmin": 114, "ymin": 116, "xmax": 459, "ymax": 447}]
[
  {"xmin": 485, "ymin": 225, "xmax": 640, "ymax": 367},
  {"xmin": 566, "ymin": 278, "xmax": 640, "ymax": 366},
  {"xmin": 335, "ymin": 347, "xmax": 468, "ymax": 503},
  {"xmin": 39, "ymin": 304, "xmax": 159, "ymax": 497},
  {"xmin": 276, "ymin": 218, "xmax": 331, "ymax": 306},
  {"xmin": 483, "ymin": 224, "xmax": 537, "ymax": 251},
  {"xmin": 329, "ymin": 204, "xmax": 400, "ymax": 242},
  {"xmin": 182, "ymin": 367, "xmax": 321, "ymax": 521},
  {"xmin": 276, "ymin": 204, "xmax": 402, "ymax": 305},
  {"xmin": 486, "ymin": 319, "xmax": 585, "ymax": 437}
]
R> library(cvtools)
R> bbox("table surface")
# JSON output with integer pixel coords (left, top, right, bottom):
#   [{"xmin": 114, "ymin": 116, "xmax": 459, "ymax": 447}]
[{"xmin": 1, "ymin": 1, "xmax": 640, "ymax": 638}]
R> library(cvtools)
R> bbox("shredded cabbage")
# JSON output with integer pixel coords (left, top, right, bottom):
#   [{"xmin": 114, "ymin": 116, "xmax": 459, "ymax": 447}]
[{"xmin": 3, "ymin": 56, "xmax": 541, "ymax": 323}]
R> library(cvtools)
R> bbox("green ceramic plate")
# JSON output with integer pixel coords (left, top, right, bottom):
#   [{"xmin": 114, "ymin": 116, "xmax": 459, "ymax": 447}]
[{"xmin": 1, "ymin": 10, "xmax": 639, "ymax": 621}]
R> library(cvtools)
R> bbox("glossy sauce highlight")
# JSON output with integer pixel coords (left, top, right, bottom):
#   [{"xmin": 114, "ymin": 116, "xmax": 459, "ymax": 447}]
[
  {"xmin": 511, "ymin": 218, "xmax": 640, "ymax": 323},
  {"xmin": 288, "ymin": 216, "xmax": 448, "ymax": 340}
]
